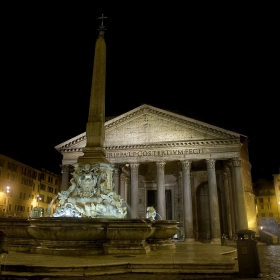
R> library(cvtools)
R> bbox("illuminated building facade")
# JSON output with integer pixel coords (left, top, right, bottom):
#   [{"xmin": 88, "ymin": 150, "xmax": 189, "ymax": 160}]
[
  {"xmin": 273, "ymin": 168, "xmax": 280, "ymax": 224},
  {"xmin": 55, "ymin": 104, "xmax": 257, "ymax": 242},
  {"xmin": 254, "ymin": 169, "xmax": 280, "ymax": 227},
  {"xmin": 0, "ymin": 153, "xmax": 61, "ymax": 218}
]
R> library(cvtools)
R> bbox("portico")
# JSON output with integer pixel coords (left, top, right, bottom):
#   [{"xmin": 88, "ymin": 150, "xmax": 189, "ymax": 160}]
[{"xmin": 55, "ymin": 104, "xmax": 257, "ymax": 242}]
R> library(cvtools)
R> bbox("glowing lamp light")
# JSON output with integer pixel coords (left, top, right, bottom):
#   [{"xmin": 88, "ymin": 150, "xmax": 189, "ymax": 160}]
[{"xmin": 6, "ymin": 186, "xmax": 10, "ymax": 193}]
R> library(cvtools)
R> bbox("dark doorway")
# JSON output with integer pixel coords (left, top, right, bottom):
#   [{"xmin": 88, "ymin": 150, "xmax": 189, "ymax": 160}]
[{"xmin": 147, "ymin": 190, "xmax": 172, "ymax": 220}]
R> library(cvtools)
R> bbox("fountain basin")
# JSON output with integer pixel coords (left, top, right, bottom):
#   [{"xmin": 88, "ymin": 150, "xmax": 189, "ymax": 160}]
[
  {"xmin": 27, "ymin": 217, "xmax": 106, "ymax": 255},
  {"xmin": 27, "ymin": 217, "xmax": 156, "ymax": 255},
  {"xmin": 0, "ymin": 218, "xmax": 35, "ymax": 252},
  {"xmin": 1, "ymin": 217, "xmax": 177, "ymax": 255},
  {"xmin": 147, "ymin": 220, "xmax": 179, "ymax": 250},
  {"xmin": 104, "ymin": 218, "xmax": 155, "ymax": 254},
  {"xmin": 28, "ymin": 217, "xmax": 106, "ymax": 240}
]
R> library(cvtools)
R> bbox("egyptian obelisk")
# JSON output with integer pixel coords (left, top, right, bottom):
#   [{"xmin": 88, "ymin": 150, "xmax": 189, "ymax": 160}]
[{"xmin": 78, "ymin": 14, "xmax": 109, "ymax": 164}]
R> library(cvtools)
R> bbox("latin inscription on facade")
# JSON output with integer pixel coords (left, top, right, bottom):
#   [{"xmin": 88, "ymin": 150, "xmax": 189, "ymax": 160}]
[{"xmin": 107, "ymin": 149, "xmax": 204, "ymax": 158}]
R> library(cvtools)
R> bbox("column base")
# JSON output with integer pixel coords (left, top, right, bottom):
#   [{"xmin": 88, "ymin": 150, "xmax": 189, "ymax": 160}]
[
  {"xmin": 211, "ymin": 238, "xmax": 221, "ymax": 244},
  {"xmin": 183, "ymin": 238, "xmax": 198, "ymax": 243}
]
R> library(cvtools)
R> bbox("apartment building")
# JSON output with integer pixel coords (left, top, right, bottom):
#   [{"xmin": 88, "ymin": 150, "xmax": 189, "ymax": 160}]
[
  {"xmin": 0, "ymin": 153, "xmax": 61, "ymax": 218},
  {"xmin": 272, "ymin": 168, "xmax": 280, "ymax": 224},
  {"xmin": 254, "ymin": 172, "xmax": 280, "ymax": 228}
]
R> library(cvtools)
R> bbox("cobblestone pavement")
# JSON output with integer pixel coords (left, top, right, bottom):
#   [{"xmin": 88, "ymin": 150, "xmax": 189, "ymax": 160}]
[
  {"xmin": 56, "ymin": 245, "xmax": 280, "ymax": 280},
  {"xmin": 1, "ymin": 244, "xmax": 279, "ymax": 280},
  {"xmin": 254, "ymin": 244, "xmax": 280, "ymax": 280}
]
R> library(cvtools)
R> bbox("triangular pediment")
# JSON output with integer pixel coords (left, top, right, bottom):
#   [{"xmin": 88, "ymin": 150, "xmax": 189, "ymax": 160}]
[
  {"xmin": 55, "ymin": 104, "xmax": 241, "ymax": 153},
  {"xmin": 104, "ymin": 104, "xmax": 240, "ymax": 147}
]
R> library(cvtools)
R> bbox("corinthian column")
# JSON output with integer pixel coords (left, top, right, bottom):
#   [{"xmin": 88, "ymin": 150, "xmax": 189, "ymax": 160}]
[
  {"xmin": 205, "ymin": 159, "xmax": 221, "ymax": 244},
  {"xmin": 231, "ymin": 158, "xmax": 248, "ymax": 230},
  {"xmin": 112, "ymin": 165, "xmax": 120, "ymax": 194},
  {"xmin": 181, "ymin": 160, "xmax": 194, "ymax": 242},
  {"xmin": 223, "ymin": 170, "xmax": 233, "ymax": 240},
  {"xmin": 60, "ymin": 164, "xmax": 70, "ymax": 191},
  {"xmin": 156, "ymin": 162, "xmax": 166, "ymax": 220},
  {"xmin": 120, "ymin": 173, "xmax": 126, "ymax": 200},
  {"xmin": 125, "ymin": 176, "xmax": 131, "ymax": 208},
  {"xmin": 130, "ymin": 163, "xmax": 140, "ymax": 218},
  {"xmin": 228, "ymin": 162, "xmax": 238, "ymax": 235}
]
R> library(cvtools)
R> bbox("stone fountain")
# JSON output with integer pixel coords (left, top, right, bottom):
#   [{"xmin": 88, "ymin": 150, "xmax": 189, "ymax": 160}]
[
  {"xmin": 0, "ymin": 15, "xmax": 178, "ymax": 256},
  {"xmin": 51, "ymin": 162, "xmax": 127, "ymax": 219},
  {"xmin": 26, "ymin": 159, "xmax": 157, "ymax": 255}
]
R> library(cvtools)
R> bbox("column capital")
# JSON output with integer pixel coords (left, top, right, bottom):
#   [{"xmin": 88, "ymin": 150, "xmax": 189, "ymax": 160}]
[
  {"xmin": 125, "ymin": 176, "xmax": 130, "ymax": 184},
  {"xmin": 231, "ymin": 157, "xmax": 241, "ymax": 167},
  {"xmin": 130, "ymin": 163, "xmax": 140, "ymax": 171},
  {"xmin": 222, "ymin": 171, "xmax": 229, "ymax": 180},
  {"xmin": 120, "ymin": 173, "xmax": 126, "ymax": 181},
  {"xmin": 223, "ymin": 165, "xmax": 230, "ymax": 173},
  {"xmin": 223, "ymin": 165, "xmax": 231, "ymax": 178},
  {"xmin": 112, "ymin": 166, "xmax": 121, "ymax": 176},
  {"xmin": 205, "ymin": 159, "xmax": 216, "ymax": 169},
  {"xmin": 227, "ymin": 161, "xmax": 234, "ymax": 171},
  {"xmin": 180, "ymin": 160, "xmax": 192, "ymax": 171},
  {"xmin": 111, "ymin": 163, "xmax": 119, "ymax": 169},
  {"xmin": 156, "ymin": 161, "xmax": 166, "ymax": 171}
]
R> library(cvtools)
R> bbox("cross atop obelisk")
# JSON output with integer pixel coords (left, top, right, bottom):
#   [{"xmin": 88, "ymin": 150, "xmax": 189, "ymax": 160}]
[
  {"xmin": 78, "ymin": 14, "xmax": 109, "ymax": 163},
  {"xmin": 98, "ymin": 13, "xmax": 107, "ymax": 36}
]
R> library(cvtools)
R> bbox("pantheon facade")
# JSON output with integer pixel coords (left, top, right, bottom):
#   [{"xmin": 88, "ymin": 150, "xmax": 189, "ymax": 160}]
[{"xmin": 55, "ymin": 104, "xmax": 257, "ymax": 242}]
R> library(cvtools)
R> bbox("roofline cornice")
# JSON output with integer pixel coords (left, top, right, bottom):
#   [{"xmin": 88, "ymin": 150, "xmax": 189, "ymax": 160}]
[{"xmin": 57, "ymin": 138, "xmax": 240, "ymax": 153}]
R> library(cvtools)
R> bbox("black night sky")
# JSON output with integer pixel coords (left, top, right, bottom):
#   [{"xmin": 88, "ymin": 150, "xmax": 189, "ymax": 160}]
[{"xmin": 1, "ymin": 3, "xmax": 279, "ymax": 182}]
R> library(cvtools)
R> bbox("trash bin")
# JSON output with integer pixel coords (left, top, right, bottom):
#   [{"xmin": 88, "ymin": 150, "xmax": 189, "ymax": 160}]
[
  {"xmin": 221, "ymin": 234, "xmax": 228, "ymax": 246},
  {"xmin": 236, "ymin": 229, "xmax": 261, "ymax": 277}
]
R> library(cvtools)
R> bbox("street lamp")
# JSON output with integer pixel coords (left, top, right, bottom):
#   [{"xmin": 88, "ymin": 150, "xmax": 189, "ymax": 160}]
[
  {"xmin": 36, "ymin": 194, "xmax": 41, "ymax": 207},
  {"xmin": 6, "ymin": 185, "xmax": 10, "ymax": 208}
]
